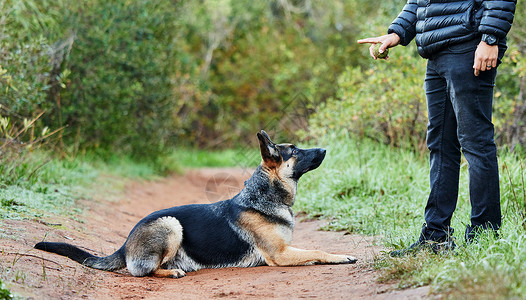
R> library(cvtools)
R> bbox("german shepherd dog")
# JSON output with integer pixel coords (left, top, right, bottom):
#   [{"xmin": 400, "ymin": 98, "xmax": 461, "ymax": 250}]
[{"xmin": 35, "ymin": 131, "xmax": 357, "ymax": 278}]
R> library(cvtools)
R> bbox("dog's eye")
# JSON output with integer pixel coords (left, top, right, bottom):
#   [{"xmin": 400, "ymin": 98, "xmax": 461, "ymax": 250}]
[{"xmin": 292, "ymin": 149, "xmax": 298, "ymax": 155}]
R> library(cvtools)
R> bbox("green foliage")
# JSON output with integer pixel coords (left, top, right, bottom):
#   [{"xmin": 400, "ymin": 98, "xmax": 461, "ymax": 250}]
[
  {"xmin": 0, "ymin": 1, "xmax": 56, "ymax": 131},
  {"xmin": 0, "ymin": 33, "xmax": 52, "ymax": 116},
  {"xmin": 55, "ymin": 0, "xmax": 180, "ymax": 157},
  {"xmin": 1, "ymin": 0, "xmax": 181, "ymax": 158},
  {"xmin": 0, "ymin": 279, "xmax": 12, "ymax": 300},
  {"xmin": 172, "ymin": 0, "xmax": 381, "ymax": 147},
  {"xmin": 492, "ymin": 0, "xmax": 526, "ymax": 148},
  {"xmin": 2, "ymin": 0, "xmax": 526, "ymax": 157},
  {"xmin": 1, "ymin": 0, "xmax": 392, "ymax": 155},
  {"xmin": 508, "ymin": 0, "xmax": 526, "ymax": 49},
  {"xmin": 305, "ymin": 45, "xmax": 428, "ymax": 152},
  {"xmin": 493, "ymin": 44, "xmax": 526, "ymax": 147}
]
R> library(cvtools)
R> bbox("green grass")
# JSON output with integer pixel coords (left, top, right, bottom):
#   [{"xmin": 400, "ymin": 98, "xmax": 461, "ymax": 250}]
[
  {"xmin": 296, "ymin": 135, "xmax": 428, "ymax": 235},
  {"xmin": 0, "ymin": 150, "xmax": 97, "ymax": 221},
  {"xmin": 0, "ymin": 279, "xmax": 12, "ymax": 300},
  {"xmin": 0, "ymin": 149, "xmax": 180, "ymax": 221},
  {"xmin": 296, "ymin": 133, "xmax": 526, "ymax": 299}
]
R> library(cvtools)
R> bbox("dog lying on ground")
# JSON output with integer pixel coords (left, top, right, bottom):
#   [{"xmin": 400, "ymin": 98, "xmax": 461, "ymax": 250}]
[{"xmin": 35, "ymin": 130, "xmax": 357, "ymax": 278}]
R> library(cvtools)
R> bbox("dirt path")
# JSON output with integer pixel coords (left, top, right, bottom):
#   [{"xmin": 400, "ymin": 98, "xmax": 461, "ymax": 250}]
[{"xmin": 0, "ymin": 168, "xmax": 429, "ymax": 299}]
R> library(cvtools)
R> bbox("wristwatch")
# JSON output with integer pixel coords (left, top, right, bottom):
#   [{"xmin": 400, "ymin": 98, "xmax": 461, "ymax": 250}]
[{"xmin": 482, "ymin": 34, "xmax": 498, "ymax": 46}]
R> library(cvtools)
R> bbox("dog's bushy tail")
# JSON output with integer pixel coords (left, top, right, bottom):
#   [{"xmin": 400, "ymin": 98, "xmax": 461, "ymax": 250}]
[{"xmin": 35, "ymin": 242, "xmax": 126, "ymax": 271}]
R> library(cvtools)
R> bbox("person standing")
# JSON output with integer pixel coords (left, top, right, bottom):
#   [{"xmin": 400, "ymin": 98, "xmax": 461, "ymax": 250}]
[{"xmin": 358, "ymin": 0, "xmax": 516, "ymax": 256}]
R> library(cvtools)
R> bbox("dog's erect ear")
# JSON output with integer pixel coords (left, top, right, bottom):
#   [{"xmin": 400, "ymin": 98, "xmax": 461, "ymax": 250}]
[{"xmin": 257, "ymin": 130, "xmax": 282, "ymax": 168}]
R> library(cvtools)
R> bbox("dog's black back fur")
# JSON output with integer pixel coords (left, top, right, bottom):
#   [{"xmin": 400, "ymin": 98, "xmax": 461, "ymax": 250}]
[{"xmin": 134, "ymin": 201, "xmax": 251, "ymax": 266}]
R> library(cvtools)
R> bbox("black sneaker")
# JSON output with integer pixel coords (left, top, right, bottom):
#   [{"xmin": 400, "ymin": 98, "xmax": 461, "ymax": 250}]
[
  {"xmin": 390, "ymin": 236, "xmax": 456, "ymax": 257},
  {"xmin": 465, "ymin": 224, "xmax": 499, "ymax": 245}
]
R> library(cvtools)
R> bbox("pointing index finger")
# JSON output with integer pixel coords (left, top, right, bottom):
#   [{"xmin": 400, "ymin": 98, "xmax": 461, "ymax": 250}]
[{"xmin": 357, "ymin": 38, "xmax": 379, "ymax": 44}]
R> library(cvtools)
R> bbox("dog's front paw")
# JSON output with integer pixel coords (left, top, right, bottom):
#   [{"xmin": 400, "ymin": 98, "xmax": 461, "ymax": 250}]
[
  {"xmin": 168, "ymin": 269, "xmax": 187, "ymax": 278},
  {"xmin": 328, "ymin": 254, "xmax": 358, "ymax": 264},
  {"xmin": 166, "ymin": 269, "xmax": 186, "ymax": 278},
  {"xmin": 153, "ymin": 268, "xmax": 187, "ymax": 278},
  {"xmin": 345, "ymin": 256, "xmax": 358, "ymax": 264}
]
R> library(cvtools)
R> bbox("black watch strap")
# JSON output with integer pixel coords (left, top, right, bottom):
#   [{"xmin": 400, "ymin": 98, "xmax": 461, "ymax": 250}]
[{"xmin": 482, "ymin": 34, "xmax": 498, "ymax": 46}]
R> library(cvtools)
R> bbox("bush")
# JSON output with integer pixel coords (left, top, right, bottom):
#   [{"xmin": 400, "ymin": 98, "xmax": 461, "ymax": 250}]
[
  {"xmin": 493, "ymin": 0, "xmax": 526, "ymax": 149},
  {"xmin": 2, "ymin": 0, "xmax": 523, "ymax": 156},
  {"xmin": 172, "ymin": 0, "xmax": 380, "ymax": 147},
  {"xmin": 1, "ymin": 0, "xmax": 182, "ymax": 158},
  {"xmin": 0, "ymin": 1, "xmax": 57, "ymax": 139},
  {"xmin": 2, "ymin": 0, "xmax": 385, "ymax": 153},
  {"xmin": 54, "ymin": 0, "xmax": 180, "ymax": 158},
  {"xmin": 493, "ymin": 43, "xmax": 526, "ymax": 149},
  {"xmin": 305, "ymin": 45, "xmax": 428, "ymax": 153}
]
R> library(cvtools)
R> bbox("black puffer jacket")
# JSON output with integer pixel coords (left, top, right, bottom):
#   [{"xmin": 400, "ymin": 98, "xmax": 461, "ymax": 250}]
[{"xmin": 388, "ymin": 0, "xmax": 516, "ymax": 58}]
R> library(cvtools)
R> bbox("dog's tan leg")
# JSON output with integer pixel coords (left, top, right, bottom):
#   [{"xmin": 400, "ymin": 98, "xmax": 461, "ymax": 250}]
[
  {"xmin": 267, "ymin": 246, "xmax": 357, "ymax": 266},
  {"xmin": 152, "ymin": 269, "xmax": 186, "ymax": 278},
  {"xmin": 239, "ymin": 211, "xmax": 357, "ymax": 267}
]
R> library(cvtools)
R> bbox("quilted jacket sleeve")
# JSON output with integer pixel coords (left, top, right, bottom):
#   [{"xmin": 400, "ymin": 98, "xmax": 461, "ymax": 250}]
[
  {"xmin": 387, "ymin": 0, "xmax": 418, "ymax": 46},
  {"xmin": 478, "ymin": 0, "xmax": 516, "ymax": 40}
]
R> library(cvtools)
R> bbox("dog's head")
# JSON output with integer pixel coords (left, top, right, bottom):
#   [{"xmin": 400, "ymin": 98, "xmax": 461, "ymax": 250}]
[{"xmin": 257, "ymin": 130, "xmax": 326, "ymax": 181}]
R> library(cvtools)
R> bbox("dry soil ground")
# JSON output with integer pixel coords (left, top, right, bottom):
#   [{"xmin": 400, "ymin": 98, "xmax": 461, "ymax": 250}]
[{"xmin": 0, "ymin": 168, "xmax": 429, "ymax": 299}]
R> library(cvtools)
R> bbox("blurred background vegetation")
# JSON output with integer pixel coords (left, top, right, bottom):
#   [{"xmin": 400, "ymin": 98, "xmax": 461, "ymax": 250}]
[
  {"xmin": 1, "ymin": 1, "xmax": 525, "ymax": 297},
  {"xmin": 0, "ymin": 0, "xmax": 524, "ymax": 157}
]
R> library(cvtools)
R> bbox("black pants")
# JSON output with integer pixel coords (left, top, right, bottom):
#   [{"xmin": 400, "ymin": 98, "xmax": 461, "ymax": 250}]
[{"xmin": 421, "ymin": 39, "xmax": 505, "ymax": 240}]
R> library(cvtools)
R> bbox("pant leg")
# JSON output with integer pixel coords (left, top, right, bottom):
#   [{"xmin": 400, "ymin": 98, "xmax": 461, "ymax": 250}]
[
  {"xmin": 423, "ymin": 59, "xmax": 462, "ymax": 240},
  {"xmin": 444, "ymin": 53, "xmax": 501, "ymax": 231}
]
